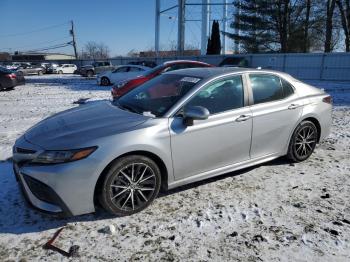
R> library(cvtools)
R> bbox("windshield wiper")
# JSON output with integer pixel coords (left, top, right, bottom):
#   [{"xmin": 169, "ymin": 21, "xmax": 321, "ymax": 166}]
[{"xmin": 116, "ymin": 102, "xmax": 141, "ymax": 114}]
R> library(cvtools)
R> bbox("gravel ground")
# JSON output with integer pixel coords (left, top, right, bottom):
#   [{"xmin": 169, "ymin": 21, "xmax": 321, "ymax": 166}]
[{"xmin": 0, "ymin": 75, "xmax": 349, "ymax": 261}]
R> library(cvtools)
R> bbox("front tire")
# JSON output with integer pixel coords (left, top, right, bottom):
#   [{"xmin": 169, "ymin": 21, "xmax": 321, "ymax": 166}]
[
  {"xmin": 38, "ymin": 70, "xmax": 43, "ymax": 76},
  {"xmin": 287, "ymin": 121, "xmax": 318, "ymax": 162},
  {"xmin": 58, "ymin": 70, "xmax": 63, "ymax": 74},
  {"xmin": 99, "ymin": 155, "xmax": 161, "ymax": 216}
]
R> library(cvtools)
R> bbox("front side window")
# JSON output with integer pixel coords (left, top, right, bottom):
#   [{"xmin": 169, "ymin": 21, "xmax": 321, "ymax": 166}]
[
  {"xmin": 185, "ymin": 75, "xmax": 244, "ymax": 115},
  {"xmin": 249, "ymin": 74, "xmax": 284, "ymax": 104}
]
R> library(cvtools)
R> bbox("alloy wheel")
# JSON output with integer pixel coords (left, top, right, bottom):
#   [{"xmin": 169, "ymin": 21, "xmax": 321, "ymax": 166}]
[
  {"xmin": 294, "ymin": 125, "xmax": 317, "ymax": 158},
  {"xmin": 101, "ymin": 77, "xmax": 109, "ymax": 86},
  {"xmin": 109, "ymin": 163, "xmax": 156, "ymax": 211}
]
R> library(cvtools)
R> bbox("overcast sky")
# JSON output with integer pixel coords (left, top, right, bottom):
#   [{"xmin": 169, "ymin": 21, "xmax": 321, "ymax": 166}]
[{"xmin": 0, "ymin": 0, "xmax": 230, "ymax": 56}]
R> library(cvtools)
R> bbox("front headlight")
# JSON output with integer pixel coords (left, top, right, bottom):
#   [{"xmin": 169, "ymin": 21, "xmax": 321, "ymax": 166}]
[{"xmin": 32, "ymin": 147, "xmax": 97, "ymax": 164}]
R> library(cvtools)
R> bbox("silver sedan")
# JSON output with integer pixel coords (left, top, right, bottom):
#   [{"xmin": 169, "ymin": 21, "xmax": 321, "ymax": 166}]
[{"xmin": 13, "ymin": 68, "xmax": 332, "ymax": 217}]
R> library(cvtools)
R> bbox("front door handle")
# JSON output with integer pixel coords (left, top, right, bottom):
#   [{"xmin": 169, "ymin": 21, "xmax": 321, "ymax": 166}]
[
  {"xmin": 236, "ymin": 114, "xmax": 251, "ymax": 122},
  {"xmin": 288, "ymin": 104, "xmax": 300, "ymax": 110}
]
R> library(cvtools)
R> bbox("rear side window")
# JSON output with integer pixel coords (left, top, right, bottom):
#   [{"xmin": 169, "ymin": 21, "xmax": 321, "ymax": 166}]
[
  {"xmin": 249, "ymin": 74, "xmax": 284, "ymax": 104},
  {"xmin": 114, "ymin": 67, "xmax": 128, "ymax": 73},
  {"xmin": 165, "ymin": 63, "xmax": 188, "ymax": 72},
  {"xmin": 281, "ymin": 78, "xmax": 294, "ymax": 97},
  {"xmin": 129, "ymin": 67, "xmax": 141, "ymax": 72},
  {"xmin": 188, "ymin": 63, "xmax": 209, "ymax": 68}
]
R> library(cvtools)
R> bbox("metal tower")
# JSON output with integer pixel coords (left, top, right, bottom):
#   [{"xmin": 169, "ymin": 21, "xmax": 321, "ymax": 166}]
[{"xmin": 155, "ymin": 0, "xmax": 231, "ymax": 56}]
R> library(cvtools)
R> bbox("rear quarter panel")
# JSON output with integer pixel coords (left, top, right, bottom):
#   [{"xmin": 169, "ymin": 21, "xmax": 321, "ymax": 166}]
[{"xmin": 292, "ymin": 80, "xmax": 332, "ymax": 142}]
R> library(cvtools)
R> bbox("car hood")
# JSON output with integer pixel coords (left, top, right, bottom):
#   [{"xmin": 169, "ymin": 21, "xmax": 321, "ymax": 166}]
[{"xmin": 24, "ymin": 101, "xmax": 149, "ymax": 149}]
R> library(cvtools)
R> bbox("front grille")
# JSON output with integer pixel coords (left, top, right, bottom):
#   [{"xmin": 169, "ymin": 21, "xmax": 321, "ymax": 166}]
[
  {"xmin": 22, "ymin": 174, "xmax": 58, "ymax": 205},
  {"xmin": 15, "ymin": 147, "xmax": 36, "ymax": 154}
]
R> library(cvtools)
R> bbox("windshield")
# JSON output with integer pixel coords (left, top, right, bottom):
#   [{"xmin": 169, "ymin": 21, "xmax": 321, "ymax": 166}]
[{"xmin": 114, "ymin": 74, "xmax": 202, "ymax": 117}]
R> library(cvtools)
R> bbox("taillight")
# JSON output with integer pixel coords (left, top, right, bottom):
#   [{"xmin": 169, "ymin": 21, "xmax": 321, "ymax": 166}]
[
  {"xmin": 322, "ymin": 95, "xmax": 332, "ymax": 104},
  {"xmin": 5, "ymin": 73, "xmax": 16, "ymax": 79}
]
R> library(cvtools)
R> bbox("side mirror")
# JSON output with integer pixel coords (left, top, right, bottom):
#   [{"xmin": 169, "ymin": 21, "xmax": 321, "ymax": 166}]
[{"xmin": 183, "ymin": 106, "xmax": 210, "ymax": 126}]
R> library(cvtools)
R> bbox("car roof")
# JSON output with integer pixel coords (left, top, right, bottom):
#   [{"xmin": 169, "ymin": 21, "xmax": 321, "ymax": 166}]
[
  {"xmin": 163, "ymin": 60, "xmax": 210, "ymax": 66},
  {"xmin": 165, "ymin": 67, "xmax": 292, "ymax": 80},
  {"xmin": 122, "ymin": 64, "xmax": 150, "ymax": 70}
]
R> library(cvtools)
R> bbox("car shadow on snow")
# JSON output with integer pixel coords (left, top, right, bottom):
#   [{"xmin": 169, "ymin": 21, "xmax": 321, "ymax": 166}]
[
  {"xmin": 0, "ymin": 157, "xmax": 291, "ymax": 235},
  {"xmin": 24, "ymin": 75, "xmax": 110, "ymax": 92},
  {"xmin": 159, "ymin": 157, "xmax": 291, "ymax": 197}
]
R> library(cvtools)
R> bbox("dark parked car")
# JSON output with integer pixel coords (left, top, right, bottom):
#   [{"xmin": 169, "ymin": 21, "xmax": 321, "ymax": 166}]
[
  {"xmin": 79, "ymin": 61, "xmax": 115, "ymax": 77},
  {"xmin": 111, "ymin": 60, "xmax": 213, "ymax": 98},
  {"xmin": 45, "ymin": 63, "xmax": 59, "ymax": 74},
  {"xmin": 128, "ymin": 60, "xmax": 157, "ymax": 68},
  {"xmin": 0, "ymin": 66, "xmax": 25, "ymax": 90},
  {"xmin": 17, "ymin": 63, "xmax": 45, "ymax": 76},
  {"xmin": 219, "ymin": 57, "xmax": 249, "ymax": 67}
]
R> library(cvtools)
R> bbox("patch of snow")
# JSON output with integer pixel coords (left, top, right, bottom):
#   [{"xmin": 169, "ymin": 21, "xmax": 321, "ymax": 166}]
[{"xmin": 0, "ymin": 75, "xmax": 349, "ymax": 261}]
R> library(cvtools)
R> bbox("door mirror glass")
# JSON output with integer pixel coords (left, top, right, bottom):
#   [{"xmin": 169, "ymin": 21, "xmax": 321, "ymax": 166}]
[{"xmin": 183, "ymin": 106, "xmax": 210, "ymax": 126}]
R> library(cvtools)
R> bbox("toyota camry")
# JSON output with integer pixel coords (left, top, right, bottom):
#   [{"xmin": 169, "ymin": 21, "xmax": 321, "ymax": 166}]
[{"xmin": 13, "ymin": 67, "xmax": 332, "ymax": 217}]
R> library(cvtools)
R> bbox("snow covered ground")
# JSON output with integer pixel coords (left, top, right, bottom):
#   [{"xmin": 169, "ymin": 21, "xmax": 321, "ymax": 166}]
[{"xmin": 0, "ymin": 75, "xmax": 349, "ymax": 261}]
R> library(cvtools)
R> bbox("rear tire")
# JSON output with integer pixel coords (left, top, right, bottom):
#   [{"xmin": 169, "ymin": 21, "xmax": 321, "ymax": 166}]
[
  {"xmin": 99, "ymin": 155, "xmax": 161, "ymax": 216},
  {"xmin": 87, "ymin": 70, "xmax": 94, "ymax": 77},
  {"xmin": 38, "ymin": 70, "xmax": 43, "ymax": 76},
  {"xmin": 101, "ymin": 77, "xmax": 110, "ymax": 86},
  {"xmin": 287, "ymin": 120, "xmax": 318, "ymax": 162}
]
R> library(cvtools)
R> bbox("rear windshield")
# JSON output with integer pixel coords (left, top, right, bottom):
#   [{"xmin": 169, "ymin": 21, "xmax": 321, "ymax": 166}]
[{"xmin": 143, "ymin": 64, "xmax": 165, "ymax": 77}]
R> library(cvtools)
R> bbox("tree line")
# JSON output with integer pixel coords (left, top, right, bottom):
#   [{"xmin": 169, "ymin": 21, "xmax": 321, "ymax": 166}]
[{"xmin": 223, "ymin": 0, "xmax": 350, "ymax": 53}]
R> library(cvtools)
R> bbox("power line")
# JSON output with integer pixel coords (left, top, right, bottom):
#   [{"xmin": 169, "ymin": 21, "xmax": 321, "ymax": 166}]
[
  {"xmin": 0, "ymin": 22, "xmax": 69, "ymax": 38},
  {"xmin": 1, "ymin": 37, "xmax": 71, "ymax": 50},
  {"xmin": 25, "ymin": 42, "xmax": 72, "ymax": 53}
]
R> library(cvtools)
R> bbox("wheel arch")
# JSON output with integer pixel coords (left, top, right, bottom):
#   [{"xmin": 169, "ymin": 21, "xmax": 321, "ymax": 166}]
[
  {"xmin": 284, "ymin": 114, "xmax": 322, "ymax": 155},
  {"xmin": 101, "ymin": 76, "xmax": 110, "ymax": 85},
  {"xmin": 299, "ymin": 116, "xmax": 322, "ymax": 143},
  {"xmin": 93, "ymin": 150, "xmax": 169, "ymax": 206}
]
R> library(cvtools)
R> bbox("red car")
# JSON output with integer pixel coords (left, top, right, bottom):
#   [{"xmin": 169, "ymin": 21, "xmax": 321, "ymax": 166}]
[{"xmin": 111, "ymin": 60, "xmax": 213, "ymax": 99}]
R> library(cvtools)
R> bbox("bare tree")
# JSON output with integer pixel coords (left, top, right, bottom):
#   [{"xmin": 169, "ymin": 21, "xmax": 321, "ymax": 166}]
[
  {"xmin": 336, "ymin": 0, "xmax": 350, "ymax": 51},
  {"xmin": 127, "ymin": 49, "xmax": 139, "ymax": 57},
  {"xmin": 303, "ymin": 0, "xmax": 312, "ymax": 52},
  {"xmin": 325, "ymin": 0, "xmax": 336, "ymax": 52},
  {"xmin": 81, "ymin": 41, "xmax": 110, "ymax": 59}
]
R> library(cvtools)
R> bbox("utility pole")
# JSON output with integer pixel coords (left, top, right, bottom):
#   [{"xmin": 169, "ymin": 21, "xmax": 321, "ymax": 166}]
[
  {"xmin": 201, "ymin": 0, "xmax": 210, "ymax": 55},
  {"xmin": 70, "ymin": 20, "xmax": 78, "ymax": 59},
  {"xmin": 177, "ymin": 0, "xmax": 185, "ymax": 55},
  {"xmin": 234, "ymin": 1, "xmax": 240, "ymax": 54},
  {"xmin": 155, "ymin": 0, "xmax": 160, "ymax": 57},
  {"xmin": 222, "ymin": 0, "xmax": 227, "ymax": 54}
]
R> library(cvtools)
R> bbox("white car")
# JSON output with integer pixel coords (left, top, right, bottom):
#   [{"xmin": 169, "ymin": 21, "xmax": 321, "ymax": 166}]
[
  {"xmin": 5, "ymin": 62, "xmax": 22, "ymax": 70},
  {"xmin": 54, "ymin": 64, "xmax": 77, "ymax": 74},
  {"xmin": 97, "ymin": 65, "xmax": 150, "ymax": 86}
]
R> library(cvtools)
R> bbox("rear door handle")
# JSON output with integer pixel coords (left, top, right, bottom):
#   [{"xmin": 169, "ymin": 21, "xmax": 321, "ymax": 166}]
[
  {"xmin": 236, "ymin": 114, "xmax": 251, "ymax": 122},
  {"xmin": 288, "ymin": 104, "xmax": 300, "ymax": 110}
]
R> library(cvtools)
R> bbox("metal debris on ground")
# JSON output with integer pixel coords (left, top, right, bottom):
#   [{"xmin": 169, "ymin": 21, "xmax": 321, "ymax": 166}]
[{"xmin": 43, "ymin": 227, "xmax": 80, "ymax": 257}]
